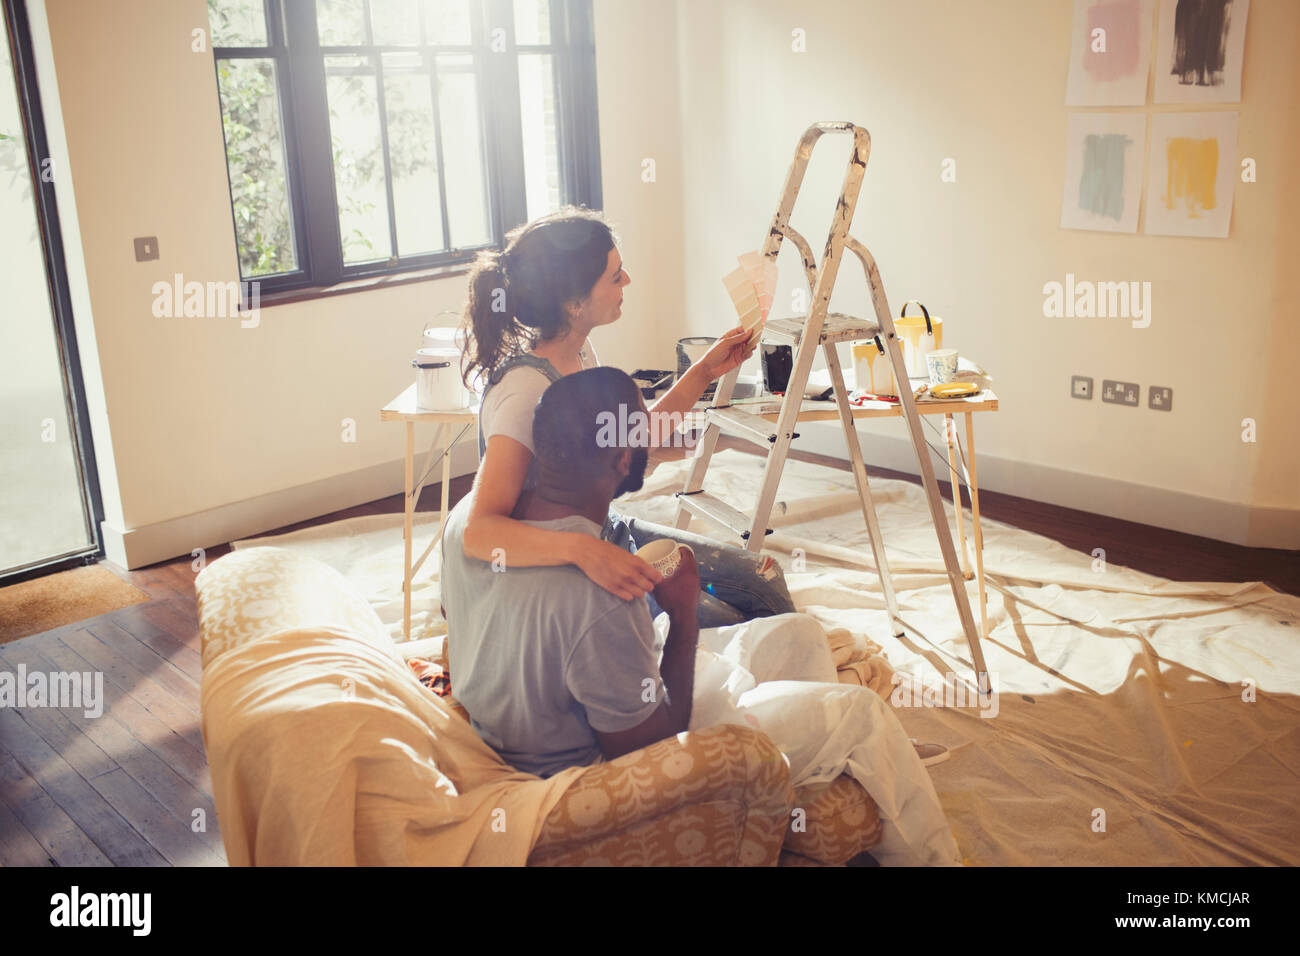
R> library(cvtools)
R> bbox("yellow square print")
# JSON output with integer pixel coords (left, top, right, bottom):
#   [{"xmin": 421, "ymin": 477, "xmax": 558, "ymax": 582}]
[{"xmin": 1162, "ymin": 136, "xmax": 1219, "ymax": 218}]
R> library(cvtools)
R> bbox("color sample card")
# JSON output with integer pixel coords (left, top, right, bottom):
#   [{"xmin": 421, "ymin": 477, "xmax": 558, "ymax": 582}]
[
  {"xmin": 1153, "ymin": 0, "xmax": 1249, "ymax": 103},
  {"xmin": 1143, "ymin": 111, "xmax": 1238, "ymax": 237},
  {"xmin": 1065, "ymin": 0, "xmax": 1156, "ymax": 106},
  {"xmin": 1061, "ymin": 112, "xmax": 1148, "ymax": 233}
]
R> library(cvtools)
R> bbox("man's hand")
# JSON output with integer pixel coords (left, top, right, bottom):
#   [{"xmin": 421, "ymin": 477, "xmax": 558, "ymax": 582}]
[{"xmin": 651, "ymin": 546, "xmax": 700, "ymax": 620}]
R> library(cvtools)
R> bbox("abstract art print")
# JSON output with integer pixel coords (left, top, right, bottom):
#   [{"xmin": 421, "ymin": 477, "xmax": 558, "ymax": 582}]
[
  {"xmin": 1154, "ymin": 0, "xmax": 1249, "ymax": 103},
  {"xmin": 1066, "ymin": 0, "xmax": 1155, "ymax": 106},
  {"xmin": 1061, "ymin": 113, "xmax": 1147, "ymax": 233},
  {"xmin": 1143, "ymin": 111, "xmax": 1238, "ymax": 237}
]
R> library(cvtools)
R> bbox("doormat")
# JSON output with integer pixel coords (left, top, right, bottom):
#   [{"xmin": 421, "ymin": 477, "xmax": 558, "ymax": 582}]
[{"xmin": 0, "ymin": 564, "xmax": 151, "ymax": 646}]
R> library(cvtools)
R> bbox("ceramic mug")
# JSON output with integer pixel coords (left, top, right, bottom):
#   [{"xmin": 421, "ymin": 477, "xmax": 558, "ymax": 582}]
[
  {"xmin": 926, "ymin": 349, "xmax": 959, "ymax": 385},
  {"xmin": 635, "ymin": 540, "xmax": 694, "ymax": 579}
]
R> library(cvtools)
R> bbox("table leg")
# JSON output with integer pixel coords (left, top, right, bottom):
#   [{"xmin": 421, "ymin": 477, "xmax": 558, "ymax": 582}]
[
  {"xmin": 964, "ymin": 412, "xmax": 989, "ymax": 642},
  {"xmin": 944, "ymin": 413, "xmax": 973, "ymax": 579},
  {"xmin": 438, "ymin": 425, "xmax": 452, "ymax": 547},
  {"xmin": 403, "ymin": 420, "xmax": 414, "ymax": 641}
]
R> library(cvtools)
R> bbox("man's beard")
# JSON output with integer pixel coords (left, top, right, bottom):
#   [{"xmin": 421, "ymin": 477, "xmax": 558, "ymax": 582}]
[{"xmin": 614, "ymin": 448, "xmax": 649, "ymax": 498}]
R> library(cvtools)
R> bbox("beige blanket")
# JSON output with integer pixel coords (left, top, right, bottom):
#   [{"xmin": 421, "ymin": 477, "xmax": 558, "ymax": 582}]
[{"xmin": 200, "ymin": 625, "xmax": 584, "ymax": 866}]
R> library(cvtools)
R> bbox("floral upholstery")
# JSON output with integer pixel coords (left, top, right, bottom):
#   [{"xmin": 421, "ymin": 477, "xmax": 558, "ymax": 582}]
[
  {"xmin": 785, "ymin": 775, "xmax": 884, "ymax": 865},
  {"xmin": 530, "ymin": 724, "xmax": 793, "ymax": 866},
  {"xmin": 196, "ymin": 546, "xmax": 881, "ymax": 866},
  {"xmin": 197, "ymin": 547, "xmax": 394, "ymax": 670}
]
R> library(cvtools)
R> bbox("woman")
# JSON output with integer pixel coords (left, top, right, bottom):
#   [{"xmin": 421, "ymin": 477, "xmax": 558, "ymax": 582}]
[{"xmin": 458, "ymin": 206, "xmax": 796, "ymax": 627}]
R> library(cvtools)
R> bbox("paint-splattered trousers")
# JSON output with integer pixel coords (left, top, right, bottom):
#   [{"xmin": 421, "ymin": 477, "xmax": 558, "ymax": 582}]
[{"xmin": 602, "ymin": 510, "xmax": 796, "ymax": 629}]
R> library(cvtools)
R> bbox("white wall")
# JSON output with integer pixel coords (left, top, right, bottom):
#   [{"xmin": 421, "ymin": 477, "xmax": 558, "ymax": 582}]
[
  {"xmin": 30, "ymin": 0, "xmax": 687, "ymax": 567},
  {"xmin": 669, "ymin": 0, "xmax": 1299, "ymax": 547},
  {"xmin": 27, "ymin": 0, "xmax": 1298, "ymax": 566}
]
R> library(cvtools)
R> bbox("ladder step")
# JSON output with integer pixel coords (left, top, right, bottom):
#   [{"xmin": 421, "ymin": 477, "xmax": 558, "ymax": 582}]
[
  {"xmin": 763, "ymin": 312, "xmax": 881, "ymax": 347},
  {"xmin": 706, "ymin": 406, "xmax": 782, "ymax": 445},
  {"xmin": 676, "ymin": 491, "xmax": 771, "ymax": 541}
]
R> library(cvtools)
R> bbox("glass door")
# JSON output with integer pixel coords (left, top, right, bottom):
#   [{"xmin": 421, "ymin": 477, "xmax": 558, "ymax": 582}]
[{"xmin": 0, "ymin": 1, "xmax": 101, "ymax": 581}]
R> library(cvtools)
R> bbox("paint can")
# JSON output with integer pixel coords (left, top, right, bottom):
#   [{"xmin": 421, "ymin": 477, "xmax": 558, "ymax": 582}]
[
  {"xmin": 677, "ymin": 336, "xmax": 717, "ymax": 399},
  {"xmin": 895, "ymin": 301, "xmax": 943, "ymax": 377},
  {"xmin": 761, "ymin": 344, "xmax": 794, "ymax": 394},
  {"xmin": 413, "ymin": 347, "xmax": 470, "ymax": 410},
  {"xmin": 866, "ymin": 337, "xmax": 898, "ymax": 397}
]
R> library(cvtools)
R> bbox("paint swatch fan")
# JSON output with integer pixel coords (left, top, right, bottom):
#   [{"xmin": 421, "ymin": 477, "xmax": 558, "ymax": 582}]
[{"xmin": 723, "ymin": 251, "xmax": 777, "ymax": 347}]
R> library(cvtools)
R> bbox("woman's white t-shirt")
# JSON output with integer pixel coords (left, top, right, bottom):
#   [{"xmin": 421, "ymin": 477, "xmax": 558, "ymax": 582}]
[{"xmin": 479, "ymin": 341, "xmax": 598, "ymax": 456}]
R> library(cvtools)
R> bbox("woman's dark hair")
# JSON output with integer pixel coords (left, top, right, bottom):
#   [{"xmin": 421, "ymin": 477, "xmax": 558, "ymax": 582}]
[{"xmin": 460, "ymin": 205, "xmax": 617, "ymax": 388}]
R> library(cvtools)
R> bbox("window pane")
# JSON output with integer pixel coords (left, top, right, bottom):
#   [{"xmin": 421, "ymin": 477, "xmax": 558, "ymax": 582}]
[
  {"xmin": 423, "ymin": 0, "xmax": 472, "ymax": 45},
  {"xmin": 316, "ymin": 0, "xmax": 367, "ymax": 46},
  {"xmin": 513, "ymin": 0, "xmax": 550, "ymax": 44},
  {"xmin": 518, "ymin": 53, "xmax": 560, "ymax": 222},
  {"xmin": 324, "ymin": 55, "xmax": 393, "ymax": 263},
  {"xmin": 207, "ymin": 0, "xmax": 268, "ymax": 47},
  {"xmin": 215, "ymin": 58, "xmax": 298, "ymax": 276},
  {"xmin": 383, "ymin": 52, "xmax": 445, "ymax": 255},
  {"xmin": 438, "ymin": 56, "xmax": 489, "ymax": 247},
  {"xmin": 370, "ymin": 0, "xmax": 420, "ymax": 46}
]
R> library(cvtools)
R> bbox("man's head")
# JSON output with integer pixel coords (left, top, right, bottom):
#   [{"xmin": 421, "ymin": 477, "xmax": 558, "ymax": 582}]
[{"xmin": 532, "ymin": 367, "xmax": 651, "ymax": 509}]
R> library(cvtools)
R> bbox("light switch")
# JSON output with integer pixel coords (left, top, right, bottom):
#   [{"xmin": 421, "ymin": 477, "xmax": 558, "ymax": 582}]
[{"xmin": 134, "ymin": 236, "xmax": 159, "ymax": 261}]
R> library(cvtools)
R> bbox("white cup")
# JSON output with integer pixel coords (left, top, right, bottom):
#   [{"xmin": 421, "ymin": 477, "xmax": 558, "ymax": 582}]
[
  {"xmin": 926, "ymin": 349, "xmax": 959, "ymax": 385},
  {"xmin": 635, "ymin": 540, "xmax": 693, "ymax": 579}
]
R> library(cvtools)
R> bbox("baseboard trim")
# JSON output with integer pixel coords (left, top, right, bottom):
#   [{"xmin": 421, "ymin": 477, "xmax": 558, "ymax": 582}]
[
  {"xmin": 101, "ymin": 439, "xmax": 479, "ymax": 570},
  {"xmin": 793, "ymin": 422, "xmax": 1299, "ymax": 551},
  {"xmin": 99, "ymin": 423, "xmax": 1296, "ymax": 570}
]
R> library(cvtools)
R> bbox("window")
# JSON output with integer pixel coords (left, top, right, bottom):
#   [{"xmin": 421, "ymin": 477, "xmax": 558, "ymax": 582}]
[{"xmin": 208, "ymin": 0, "xmax": 601, "ymax": 293}]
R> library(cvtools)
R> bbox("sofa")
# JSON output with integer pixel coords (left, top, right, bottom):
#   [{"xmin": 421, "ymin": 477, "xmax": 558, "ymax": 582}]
[{"xmin": 195, "ymin": 546, "xmax": 882, "ymax": 865}]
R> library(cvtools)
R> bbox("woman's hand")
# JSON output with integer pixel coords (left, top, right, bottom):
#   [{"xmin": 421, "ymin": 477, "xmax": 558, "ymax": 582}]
[
  {"xmin": 571, "ymin": 535, "xmax": 663, "ymax": 601},
  {"xmin": 695, "ymin": 326, "xmax": 757, "ymax": 383}
]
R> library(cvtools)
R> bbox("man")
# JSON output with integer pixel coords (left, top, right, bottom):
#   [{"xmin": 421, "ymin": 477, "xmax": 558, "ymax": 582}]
[
  {"xmin": 441, "ymin": 367, "xmax": 698, "ymax": 777},
  {"xmin": 441, "ymin": 368, "xmax": 959, "ymax": 864}
]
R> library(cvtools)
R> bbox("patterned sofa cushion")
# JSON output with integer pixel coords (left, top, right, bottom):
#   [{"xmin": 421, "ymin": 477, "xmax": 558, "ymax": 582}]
[
  {"xmin": 529, "ymin": 723, "xmax": 795, "ymax": 866},
  {"xmin": 787, "ymin": 775, "xmax": 884, "ymax": 864}
]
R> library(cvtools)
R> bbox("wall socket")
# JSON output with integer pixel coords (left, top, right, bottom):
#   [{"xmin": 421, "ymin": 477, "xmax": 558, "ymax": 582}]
[
  {"xmin": 1071, "ymin": 375, "xmax": 1093, "ymax": 399},
  {"xmin": 134, "ymin": 236, "xmax": 160, "ymax": 261},
  {"xmin": 1101, "ymin": 379, "xmax": 1140, "ymax": 406},
  {"xmin": 1148, "ymin": 386, "xmax": 1173, "ymax": 411}
]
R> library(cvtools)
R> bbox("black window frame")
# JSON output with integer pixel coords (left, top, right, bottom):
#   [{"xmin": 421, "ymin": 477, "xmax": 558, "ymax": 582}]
[{"xmin": 209, "ymin": 0, "xmax": 602, "ymax": 296}]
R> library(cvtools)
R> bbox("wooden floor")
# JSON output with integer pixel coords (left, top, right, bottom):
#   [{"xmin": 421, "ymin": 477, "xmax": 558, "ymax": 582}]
[{"xmin": 0, "ymin": 444, "xmax": 1295, "ymax": 866}]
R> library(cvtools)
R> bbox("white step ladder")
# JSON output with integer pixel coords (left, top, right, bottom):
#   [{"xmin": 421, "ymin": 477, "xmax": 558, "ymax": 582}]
[{"xmin": 674, "ymin": 121, "xmax": 991, "ymax": 696}]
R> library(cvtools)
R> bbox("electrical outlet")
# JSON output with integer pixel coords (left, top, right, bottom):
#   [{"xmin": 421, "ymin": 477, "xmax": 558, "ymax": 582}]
[
  {"xmin": 1148, "ymin": 386, "xmax": 1173, "ymax": 411},
  {"xmin": 1071, "ymin": 375, "xmax": 1093, "ymax": 400},
  {"xmin": 134, "ymin": 236, "xmax": 159, "ymax": 261},
  {"xmin": 1101, "ymin": 379, "xmax": 1140, "ymax": 406}
]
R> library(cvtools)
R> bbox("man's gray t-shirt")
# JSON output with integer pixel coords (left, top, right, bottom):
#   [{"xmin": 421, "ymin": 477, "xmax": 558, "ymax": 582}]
[{"xmin": 440, "ymin": 496, "xmax": 666, "ymax": 778}]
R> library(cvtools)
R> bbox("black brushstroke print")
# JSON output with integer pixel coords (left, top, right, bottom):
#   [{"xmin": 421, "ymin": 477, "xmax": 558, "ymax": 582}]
[{"xmin": 1171, "ymin": 0, "xmax": 1234, "ymax": 87}]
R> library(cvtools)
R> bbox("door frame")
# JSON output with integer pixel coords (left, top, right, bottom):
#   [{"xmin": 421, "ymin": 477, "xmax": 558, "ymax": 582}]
[{"xmin": 1, "ymin": 0, "xmax": 106, "ymax": 585}]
